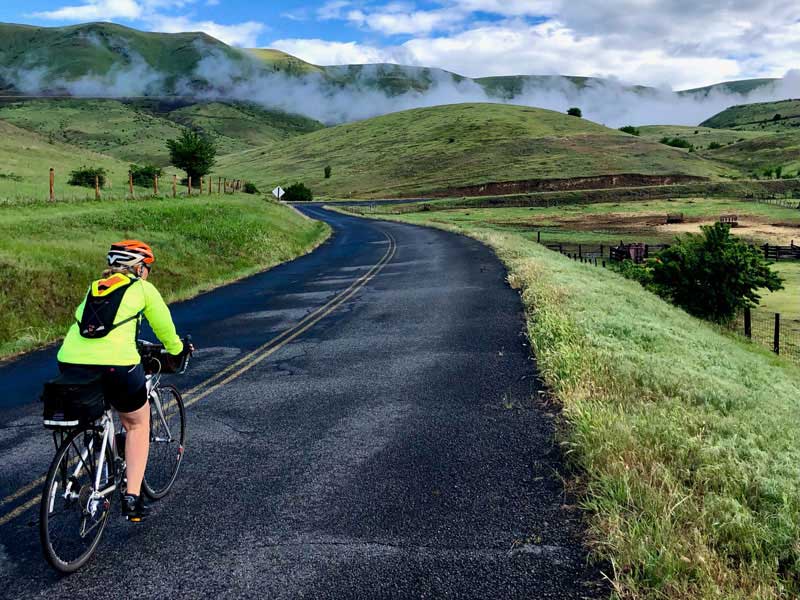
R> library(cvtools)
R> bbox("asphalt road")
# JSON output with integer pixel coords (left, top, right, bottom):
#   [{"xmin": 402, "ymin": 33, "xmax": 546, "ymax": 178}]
[{"xmin": 0, "ymin": 205, "xmax": 604, "ymax": 598}]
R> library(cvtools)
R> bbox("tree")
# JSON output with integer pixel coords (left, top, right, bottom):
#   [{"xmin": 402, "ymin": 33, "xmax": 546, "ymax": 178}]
[
  {"xmin": 619, "ymin": 125, "xmax": 640, "ymax": 136},
  {"xmin": 567, "ymin": 107, "xmax": 582, "ymax": 117},
  {"xmin": 324, "ymin": 165, "xmax": 332, "ymax": 179},
  {"xmin": 166, "ymin": 130, "xmax": 216, "ymax": 184},
  {"xmin": 129, "ymin": 164, "xmax": 163, "ymax": 187},
  {"xmin": 282, "ymin": 182, "xmax": 313, "ymax": 202},
  {"xmin": 650, "ymin": 223, "xmax": 783, "ymax": 323}
]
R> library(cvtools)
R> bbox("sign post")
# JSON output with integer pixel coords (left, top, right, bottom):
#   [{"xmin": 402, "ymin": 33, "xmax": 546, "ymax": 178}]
[{"xmin": 272, "ymin": 186, "xmax": 285, "ymax": 200}]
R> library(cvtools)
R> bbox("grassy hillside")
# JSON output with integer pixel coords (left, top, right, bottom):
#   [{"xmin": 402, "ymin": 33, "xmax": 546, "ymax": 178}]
[
  {"xmin": 217, "ymin": 103, "xmax": 731, "ymax": 199},
  {"xmin": 247, "ymin": 48, "xmax": 325, "ymax": 75},
  {"xmin": 0, "ymin": 118, "xmax": 156, "ymax": 201},
  {"xmin": 701, "ymin": 99, "xmax": 800, "ymax": 131},
  {"xmin": 680, "ymin": 78, "xmax": 779, "ymax": 97},
  {"xmin": 0, "ymin": 98, "xmax": 324, "ymax": 165},
  {"xmin": 0, "ymin": 196, "xmax": 329, "ymax": 357},
  {"xmin": 638, "ymin": 125, "xmax": 769, "ymax": 149},
  {"xmin": 0, "ymin": 21, "xmax": 244, "ymax": 93},
  {"xmin": 476, "ymin": 75, "xmax": 654, "ymax": 99},
  {"xmin": 706, "ymin": 133, "xmax": 800, "ymax": 177},
  {"xmin": 355, "ymin": 206, "xmax": 800, "ymax": 598}
]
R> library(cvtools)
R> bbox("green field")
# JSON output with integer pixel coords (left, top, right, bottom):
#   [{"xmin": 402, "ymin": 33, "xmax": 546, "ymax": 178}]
[
  {"xmin": 0, "ymin": 196, "xmax": 329, "ymax": 358},
  {"xmin": 0, "ymin": 98, "xmax": 324, "ymax": 167},
  {"xmin": 638, "ymin": 125, "xmax": 769, "ymax": 149},
  {"xmin": 218, "ymin": 103, "xmax": 732, "ymax": 199},
  {"xmin": 0, "ymin": 118, "xmax": 162, "ymax": 202},
  {"xmin": 351, "ymin": 205, "xmax": 800, "ymax": 598}
]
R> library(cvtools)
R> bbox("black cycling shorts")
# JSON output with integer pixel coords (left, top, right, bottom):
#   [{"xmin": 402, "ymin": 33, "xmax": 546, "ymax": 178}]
[{"xmin": 57, "ymin": 363, "xmax": 148, "ymax": 414}]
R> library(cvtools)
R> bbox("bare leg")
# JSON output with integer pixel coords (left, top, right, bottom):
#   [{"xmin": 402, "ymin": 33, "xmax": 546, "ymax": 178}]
[{"xmin": 119, "ymin": 401, "xmax": 149, "ymax": 496}]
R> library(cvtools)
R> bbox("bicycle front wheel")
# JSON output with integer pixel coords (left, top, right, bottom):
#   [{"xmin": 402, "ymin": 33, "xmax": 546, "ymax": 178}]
[
  {"xmin": 40, "ymin": 426, "xmax": 115, "ymax": 573},
  {"xmin": 143, "ymin": 384, "xmax": 186, "ymax": 500}
]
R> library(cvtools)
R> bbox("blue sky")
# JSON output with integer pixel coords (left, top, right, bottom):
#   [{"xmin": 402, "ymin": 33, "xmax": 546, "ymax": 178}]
[{"xmin": 2, "ymin": 0, "xmax": 799, "ymax": 89}]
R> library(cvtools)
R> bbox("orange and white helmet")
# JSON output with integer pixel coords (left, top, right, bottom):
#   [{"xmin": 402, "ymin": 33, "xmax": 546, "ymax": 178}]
[{"xmin": 107, "ymin": 240, "xmax": 155, "ymax": 268}]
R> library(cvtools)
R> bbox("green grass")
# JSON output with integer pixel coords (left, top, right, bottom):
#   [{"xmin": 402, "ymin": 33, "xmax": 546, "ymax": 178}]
[
  {"xmin": 357, "ymin": 206, "xmax": 800, "ymax": 598},
  {"xmin": 0, "ymin": 98, "xmax": 324, "ymax": 166},
  {"xmin": 0, "ymin": 22, "xmax": 243, "ymax": 89},
  {"xmin": 246, "ymin": 48, "xmax": 325, "ymax": 75},
  {"xmin": 0, "ymin": 118, "xmax": 163, "ymax": 202},
  {"xmin": 218, "ymin": 103, "xmax": 731, "ymax": 199},
  {"xmin": 760, "ymin": 263, "xmax": 800, "ymax": 319},
  {"xmin": 702, "ymin": 99, "xmax": 800, "ymax": 131},
  {"xmin": 0, "ymin": 196, "xmax": 329, "ymax": 358},
  {"xmin": 705, "ymin": 134, "xmax": 800, "ymax": 177},
  {"xmin": 638, "ymin": 125, "xmax": 769, "ymax": 148}
]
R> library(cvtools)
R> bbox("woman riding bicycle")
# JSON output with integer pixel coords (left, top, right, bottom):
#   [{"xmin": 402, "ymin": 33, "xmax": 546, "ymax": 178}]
[{"xmin": 57, "ymin": 240, "xmax": 188, "ymax": 522}]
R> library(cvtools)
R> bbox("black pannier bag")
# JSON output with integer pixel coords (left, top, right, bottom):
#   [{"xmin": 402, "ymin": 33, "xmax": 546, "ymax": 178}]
[{"xmin": 41, "ymin": 370, "xmax": 106, "ymax": 429}]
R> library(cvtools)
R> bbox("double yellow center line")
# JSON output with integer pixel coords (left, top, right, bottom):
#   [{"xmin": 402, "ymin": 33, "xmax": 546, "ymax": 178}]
[{"xmin": 0, "ymin": 228, "xmax": 396, "ymax": 528}]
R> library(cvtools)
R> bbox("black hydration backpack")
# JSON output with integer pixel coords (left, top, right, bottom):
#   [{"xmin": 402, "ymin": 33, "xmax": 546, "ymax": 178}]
[{"xmin": 76, "ymin": 274, "xmax": 141, "ymax": 339}]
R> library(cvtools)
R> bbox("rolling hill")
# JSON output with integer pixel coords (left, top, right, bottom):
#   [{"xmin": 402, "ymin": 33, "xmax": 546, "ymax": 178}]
[
  {"xmin": 0, "ymin": 21, "xmax": 787, "ymax": 108},
  {"xmin": 0, "ymin": 118, "xmax": 151, "ymax": 201},
  {"xmin": 216, "ymin": 103, "xmax": 732, "ymax": 199},
  {"xmin": 0, "ymin": 98, "xmax": 323, "ymax": 165},
  {"xmin": 701, "ymin": 99, "xmax": 800, "ymax": 131}
]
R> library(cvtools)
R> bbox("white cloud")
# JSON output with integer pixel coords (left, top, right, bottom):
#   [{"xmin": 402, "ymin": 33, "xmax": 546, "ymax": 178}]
[
  {"xmin": 270, "ymin": 38, "xmax": 407, "ymax": 65},
  {"xmin": 145, "ymin": 14, "xmax": 265, "ymax": 46},
  {"xmin": 346, "ymin": 6, "xmax": 465, "ymax": 35},
  {"xmin": 33, "ymin": 0, "xmax": 143, "ymax": 20}
]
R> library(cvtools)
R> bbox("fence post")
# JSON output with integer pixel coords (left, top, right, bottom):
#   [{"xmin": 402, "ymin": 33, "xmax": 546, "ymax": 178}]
[
  {"xmin": 188, "ymin": 176, "xmax": 192, "ymax": 196},
  {"xmin": 95, "ymin": 176, "xmax": 100, "ymax": 201},
  {"xmin": 172, "ymin": 175, "xmax": 177, "ymax": 198},
  {"xmin": 763, "ymin": 244, "xmax": 769, "ymax": 259},
  {"xmin": 223, "ymin": 178, "xmax": 227, "ymax": 194},
  {"xmin": 49, "ymin": 168, "xmax": 55, "ymax": 202},
  {"xmin": 537, "ymin": 231, "xmax": 541, "ymax": 243},
  {"xmin": 218, "ymin": 177, "xmax": 221, "ymax": 194},
  {"xmin": 208, "ymin": 176, "xmax": 212, "ymax": 195},
  {"xmin": 744, "ymin": 307, "xmax": 752, "ymax": 339},
  {"xmin": 774, "ymin": 313, "xmax": 781, "ymax": 355},
  {"xmin": 559, "ymin": 243, "xmax": 563, "ymax": 253},
  {"xmin": 129, "ymin": 172, "xmax": 134, "ymax": 198},
  {"xmin": 578, "ymin": 244, "xmax": 582, "ymax": 258},
  {"xmin": 154, "ymin": 175, "xmax": 158, "ymax": 196},
  {"xmin": 602, "ymin": 260, "xmax": 606, "ymax": 268}
]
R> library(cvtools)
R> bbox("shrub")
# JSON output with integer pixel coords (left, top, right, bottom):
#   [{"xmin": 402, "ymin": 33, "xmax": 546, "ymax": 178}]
[
  {"xmin": 68, "ymin": 166, "xmax": 106, "ymax": 188},
  {"xmin": 775, "ymin": 165, "xmax": 783, "ymax": 179},
  {"xmin": 567, "ymin": 107, "xmax": 582, "ymax": 117},
  {"xmin": 166, "ymin": 130, "xmax": 217, "ymax": 184},
  {"xmin": 649, "ymin": 223, "xmax": 783, "ymax": 323},
  {"xmin": 128, "ymin": 164, "xmax": 163, "ymax": 187},
  {"xmin": 708, "ymin": 141, "xmax": 722, "ymax": 150},
  {"xmin": 282, "ymin": 182, "xmax": 313, "ymax": 202},
  {"xmin": 619, "ymin": 125, "xmax": 640, "ymax": 136},
  {"xmin": 773, "ymin": 113, "xmax": 782, "ymax": 121},
  {"xmin": 659, "ymin": 136, "xmax": 693, "ymax": 150},
  {"xmin": 243, "ymin": 182, "xmax": 259, "ymax": 194},
  {"xmin": 324, "ymin": 165, "xmax": 332, "ymax": 179}
]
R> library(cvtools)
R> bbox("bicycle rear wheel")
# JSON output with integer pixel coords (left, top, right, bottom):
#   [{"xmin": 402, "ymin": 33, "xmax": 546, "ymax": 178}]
[
  {"xmin": 40, "ymin": 426, "xmax": 115, "ymax": 573},
  {"xmin": 142, "ymin": 384, "xmax": 186, "ymax": 500}
]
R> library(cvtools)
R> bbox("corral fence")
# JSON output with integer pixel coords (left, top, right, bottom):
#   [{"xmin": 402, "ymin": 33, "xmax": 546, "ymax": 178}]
[
  {"xmin": 747, "ymin": 195, "xmax": 800, "ymax": 210},
  {"xmin": 729, "ymin": 308, "xmax": 800, "ymax": 364}
]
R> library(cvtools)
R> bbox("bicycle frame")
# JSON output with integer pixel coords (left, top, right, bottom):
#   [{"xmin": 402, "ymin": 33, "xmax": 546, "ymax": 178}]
[{"xmin": 51, "ymin": 373, "xmax": 170, "ymax": 522}]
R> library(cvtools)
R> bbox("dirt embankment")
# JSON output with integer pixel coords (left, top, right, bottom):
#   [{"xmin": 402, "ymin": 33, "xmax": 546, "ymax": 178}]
[{"xmin": 426, "ymin": 174, "xmax": 710, "ymax": 198}]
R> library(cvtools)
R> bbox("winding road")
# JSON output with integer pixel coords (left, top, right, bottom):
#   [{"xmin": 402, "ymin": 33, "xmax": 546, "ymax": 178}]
[{"xmin": 0, "ymin": 205, "xmax": 603, "ymax": 598}]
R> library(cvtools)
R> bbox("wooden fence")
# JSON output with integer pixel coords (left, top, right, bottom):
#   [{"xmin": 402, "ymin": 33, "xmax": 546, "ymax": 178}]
[{"xmin": 40, "ymin": 168, "xmax": 249, "ymax": 202}]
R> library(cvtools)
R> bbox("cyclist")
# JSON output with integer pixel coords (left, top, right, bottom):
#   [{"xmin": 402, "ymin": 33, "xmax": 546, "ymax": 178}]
[{"xmin": 57, "ymin": 240, "xmax": 187, "ymax": 522}]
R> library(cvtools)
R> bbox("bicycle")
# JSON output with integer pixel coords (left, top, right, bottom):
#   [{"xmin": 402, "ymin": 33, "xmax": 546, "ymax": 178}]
[{"xmin": 39, "ymin": 337, "xmax": 192, "ymax": 573}]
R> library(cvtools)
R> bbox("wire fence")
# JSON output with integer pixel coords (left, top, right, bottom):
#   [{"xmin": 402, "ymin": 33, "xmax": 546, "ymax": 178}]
[{"xmin": 729, "ymin": 308, "xmax": 800, "ymax": 364}]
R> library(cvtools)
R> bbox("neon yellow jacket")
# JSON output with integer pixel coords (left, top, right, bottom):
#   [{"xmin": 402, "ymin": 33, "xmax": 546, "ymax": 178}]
[{"xmin": 57, "ymin": 274, "xmax": 183, "ymax": 366}]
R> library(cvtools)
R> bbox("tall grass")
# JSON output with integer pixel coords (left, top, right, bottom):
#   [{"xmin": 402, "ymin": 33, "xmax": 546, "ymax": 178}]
[
  {"xmin": 0, "ymin": 196, "xmax": 329, "ymax": 358},
  {"xmin": 368, "ymin": 209, "xmax": 800, "ymax": 598}
]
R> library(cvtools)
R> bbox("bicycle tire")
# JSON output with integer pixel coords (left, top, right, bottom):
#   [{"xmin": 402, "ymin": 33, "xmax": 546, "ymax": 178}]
[
  {"xmin": 40, "ymin": 426, "xmax": 115, "ymax": 574},
  {"xmin": 142, "ymin": 384, "xmax": 186, "ymax": 500}
]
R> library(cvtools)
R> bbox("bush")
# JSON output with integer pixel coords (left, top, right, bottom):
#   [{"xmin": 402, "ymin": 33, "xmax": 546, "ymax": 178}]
[
  {"xmin": 282, "ymin": 182, "xmax": 313, "ymax": 202},
  {"xmin": 68, "ymin": 166, "xmax": 106, "ymax": 188},
  {"xmin": 324, "ymin": 165, "xmax": 332, "ymax": 179},
  {"xmin": 649, "ymin": 223, "xmax": 783, "ymax": 323},
  {"xmin": 166, "ymin": 130, "xmax": 217, "ymax": 184},
  {"xmin": 129, "ymin": 164, "xmax": 163, "ymax": 187},
  {"xmin": 567, "ymin": 107, "xmax": 582, "ymax": 117},
  {"xmin": 773, "ymin": 113, "xmax": 782, "ymax": 121},
  {"xmin": 243, "ymin": 182, "xmax": 259, "ymax": 194},
  {"xmin": 708, "ymin": 141, "xmax": 722, "ymax": 150},
  {"xmin": 619, "ymin": 125, "xmax": 640, "ymax": 136},
  {"xmin": 659, "ymin": 136, "xmax": 693, "ymax": 150}
]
